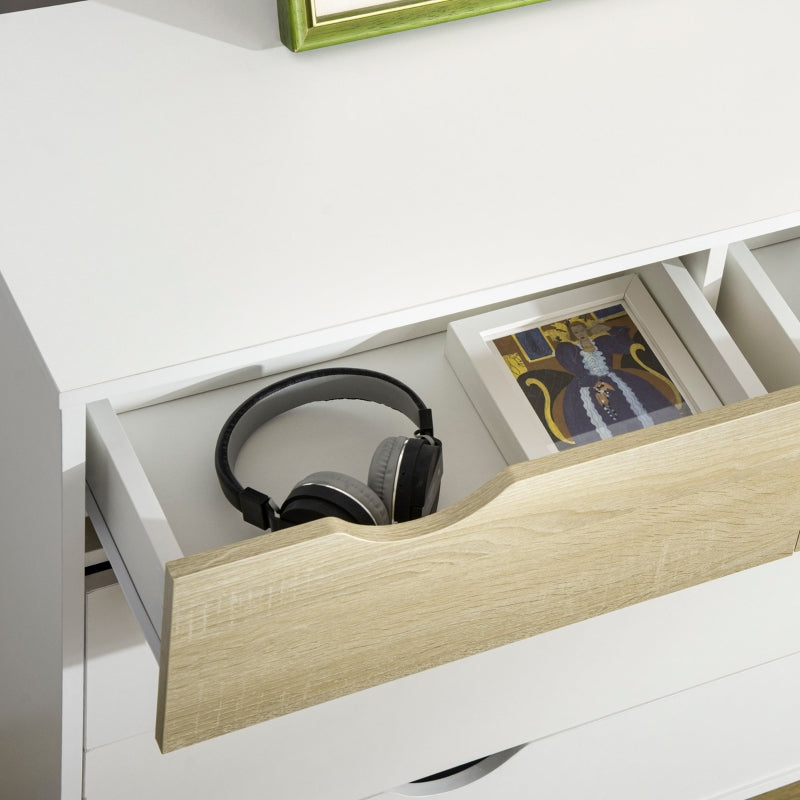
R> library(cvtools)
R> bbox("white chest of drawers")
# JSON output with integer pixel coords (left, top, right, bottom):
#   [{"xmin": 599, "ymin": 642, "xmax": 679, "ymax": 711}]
[{"xmin": 2, "ymin": 1, "xmax": 800, "ymax": 797}]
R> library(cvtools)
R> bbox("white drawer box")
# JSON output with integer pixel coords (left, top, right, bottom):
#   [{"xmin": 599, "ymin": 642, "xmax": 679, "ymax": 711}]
[
  {"xmin": 718, "ymin": 231, "xmax": 800, "ymax": 393},
  {"xmin": 84, "ymin": 258, "xmax": 800, "ymax": 800}
]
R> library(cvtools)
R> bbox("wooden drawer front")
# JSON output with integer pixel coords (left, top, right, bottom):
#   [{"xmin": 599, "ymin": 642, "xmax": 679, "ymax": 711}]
[{"xmin": 156, "ymin": 387, "xmax": 800, "ymax": 752}]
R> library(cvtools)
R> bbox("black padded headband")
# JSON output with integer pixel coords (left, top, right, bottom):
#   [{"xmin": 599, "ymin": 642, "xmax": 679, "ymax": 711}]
[{"xmin": 215, "ymin": 367, "xmax": 435, "ymax": 529}]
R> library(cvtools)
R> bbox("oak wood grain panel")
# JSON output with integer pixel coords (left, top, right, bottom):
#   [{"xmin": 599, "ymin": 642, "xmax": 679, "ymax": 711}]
[{"xmin": 157, "ymin": 386, "xmax": 800, "ymax": 752}]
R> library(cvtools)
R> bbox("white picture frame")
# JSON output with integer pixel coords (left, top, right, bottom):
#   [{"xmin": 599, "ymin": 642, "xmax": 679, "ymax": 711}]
[{"xmin": 445, "ymin": 274, "xmax": 721, "ymax": 464}]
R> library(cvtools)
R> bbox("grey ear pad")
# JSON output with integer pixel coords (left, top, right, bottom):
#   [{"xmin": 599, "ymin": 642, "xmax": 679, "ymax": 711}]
[
  {"xmin": 367, "ymin": 436, "xmax": 408, "ymax": 521},
  {"xmin": 287, "ymin": 470, "xmax": 390, "ymax": 526}
]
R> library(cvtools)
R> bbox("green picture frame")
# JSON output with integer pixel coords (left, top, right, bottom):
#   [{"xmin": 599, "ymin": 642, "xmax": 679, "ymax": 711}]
[{"xmin": 277, "ymin": 0, "xmax": 549, "ymax": 51}]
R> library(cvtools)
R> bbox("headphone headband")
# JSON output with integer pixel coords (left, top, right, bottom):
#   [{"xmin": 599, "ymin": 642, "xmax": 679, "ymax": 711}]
[{"xmin": 215, "ymin": 367, "xmax": 436, "ymax": 529}]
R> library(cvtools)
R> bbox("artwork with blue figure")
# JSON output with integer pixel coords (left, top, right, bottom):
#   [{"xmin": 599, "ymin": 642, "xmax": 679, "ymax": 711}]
[{"xmin": 492, "ymin": 305, "xmax": 692, "ymax": 450}]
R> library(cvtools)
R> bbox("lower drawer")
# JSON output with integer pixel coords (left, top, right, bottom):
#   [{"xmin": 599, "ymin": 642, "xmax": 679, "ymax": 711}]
[
  {"xmin": 83, "ymin": 619, "xmax": 800, "ymax": 799},
  {"xmin": 379, "ymin": 652, "xmax": 800, "ymax": 800},
  {"xmin": 85, "ymin": 257, "xmax": 800, "ymax": 791}
]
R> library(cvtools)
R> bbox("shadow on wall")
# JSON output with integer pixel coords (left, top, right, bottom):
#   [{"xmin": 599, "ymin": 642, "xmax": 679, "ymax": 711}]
[
  {"xmin": 0, "ymin": 0, "xmax": 282, "ymax": 50},
  {"xmin": 0, "ymin": 0, "xmax": 81, "ymax": 10},
  {"xmin": 97, "ymin": 0, "xmax": 281, "ymax": 50}
]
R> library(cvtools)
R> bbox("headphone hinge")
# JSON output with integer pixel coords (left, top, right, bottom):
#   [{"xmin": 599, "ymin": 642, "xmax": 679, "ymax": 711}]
[
  {"xmin": 417, "ymin": 407, "xmax": 434, "ymax": 437},
  {"xmin": 240, "ymin": 487, "xmax": 275, "ymax": 530}
]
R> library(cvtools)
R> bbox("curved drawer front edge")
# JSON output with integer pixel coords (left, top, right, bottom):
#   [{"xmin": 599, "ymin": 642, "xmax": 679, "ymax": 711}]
[{"xmin": 156, "ymin": 386, "xmax": 800, "ymax": 752}]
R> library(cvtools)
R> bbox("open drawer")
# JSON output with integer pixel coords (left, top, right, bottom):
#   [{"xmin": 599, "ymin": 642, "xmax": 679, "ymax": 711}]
[
  {"xmin": 85, "ymin": 260, "xmax": 800, "ymax": 762},
  {"xmin": 717, "ymin": 229, "xmax": 800, "ymax": 393}
]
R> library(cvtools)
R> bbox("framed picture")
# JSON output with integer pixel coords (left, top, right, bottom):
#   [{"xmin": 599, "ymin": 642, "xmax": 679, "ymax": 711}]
[
  {"xmin": 445, "ymin": 274, "xmax": 722, "ymax": 464},
  {"xmin": 277, "ymin": 0, "xmax": 548, "ymax": 51}
]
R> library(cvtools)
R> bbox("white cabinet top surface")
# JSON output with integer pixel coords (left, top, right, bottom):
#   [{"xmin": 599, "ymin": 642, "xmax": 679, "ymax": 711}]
[{"xmin": 2, "ymin": 0, "xmax": 800, "ymax": 394}]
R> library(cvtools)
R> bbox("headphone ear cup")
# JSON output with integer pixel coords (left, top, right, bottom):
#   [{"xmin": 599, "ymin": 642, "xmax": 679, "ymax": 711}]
[
  {"xmin": 370, "ymin": 436, "xmax": 443, "ymax": 523},
  {"xmin": 368, "ymin": 436, "xmax": 408, "ymax": 523},
  {"xmin": 280, "ymin": 470, "xmax": 390, "ymax": 527}
]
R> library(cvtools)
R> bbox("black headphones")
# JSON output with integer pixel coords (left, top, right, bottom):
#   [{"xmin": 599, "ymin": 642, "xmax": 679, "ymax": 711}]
[{"xmin": 215, "ymin": 367, "xmax": 444, "ymax": 531}]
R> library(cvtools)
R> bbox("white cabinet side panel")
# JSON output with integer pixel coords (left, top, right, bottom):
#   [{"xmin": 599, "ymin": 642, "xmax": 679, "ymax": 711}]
[{"xmin": 0, "ymin": 275, "xmax": 82, "ymax": 799}]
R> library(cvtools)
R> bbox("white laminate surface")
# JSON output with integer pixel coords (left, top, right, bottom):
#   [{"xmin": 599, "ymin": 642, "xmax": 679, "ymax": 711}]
[
  {"xmin": 1, "ymin": 0, "xmax": 800, "ymax": 394},
  {"xmin": 0, "ymin": 275, "xmax": 81, "ymax": 799},
  {"xmin": 379, "ymin": 653, "xmax": 800, "ymax": 800},
  {"xmin": 85, "ymin": 580, "xmax": 158, "ymax": 749}
]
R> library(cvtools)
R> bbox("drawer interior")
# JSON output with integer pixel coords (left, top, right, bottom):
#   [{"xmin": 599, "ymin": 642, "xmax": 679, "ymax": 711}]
[
  {"xmin": 84, "ymin": 259, "xmax": 800, "ymax": 754},
  {"xmin": 117, "ymin": 331, "xmax": 508, "ymax": 558},
  {"xmin": 717, "ymin": 236, "xmax": 800, "ymax": 392}
]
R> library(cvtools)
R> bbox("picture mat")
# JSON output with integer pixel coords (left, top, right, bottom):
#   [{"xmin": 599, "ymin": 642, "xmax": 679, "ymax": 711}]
[
  {"xmin": 313, "ymin": 0, "xmax": 437, "ymax": 22},
  {"xmin": 445, "ymin": 275, "xmax": 721, "ymax": 464}
]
